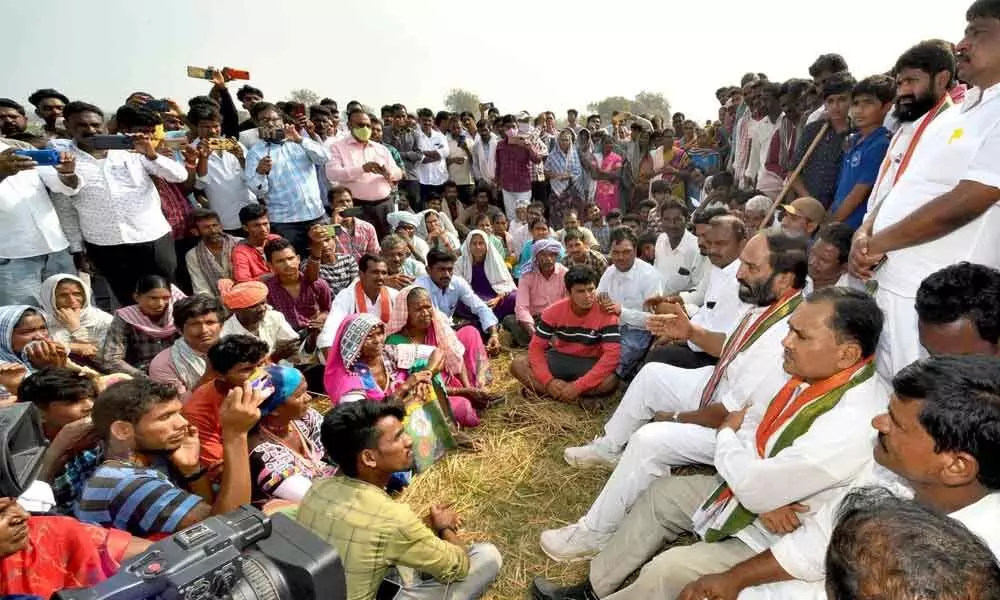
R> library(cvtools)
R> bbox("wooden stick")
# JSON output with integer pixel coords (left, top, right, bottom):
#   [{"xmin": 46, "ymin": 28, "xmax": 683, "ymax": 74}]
[{"xmin": 758, "ymin": 121, "xmax": 830, "ymax": 231}]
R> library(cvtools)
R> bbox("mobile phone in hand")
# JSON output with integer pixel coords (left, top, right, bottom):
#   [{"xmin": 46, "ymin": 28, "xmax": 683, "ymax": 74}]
[
  {"xmin": 90, "ymin": 135, "xmax": 135, "ymax": 150},
  {"xmin": 13, "ymin": 149, "xmax": 60, "ymax": 166}
]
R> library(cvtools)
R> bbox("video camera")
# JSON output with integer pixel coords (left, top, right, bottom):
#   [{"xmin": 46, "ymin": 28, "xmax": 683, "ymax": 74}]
[
  {"xmin": 0, "ymin": 402, "xmax": 48, "ymax": 498},
  {"xmin": 54, "ymin": 505, "xmax": 346, "ymax": 600}
]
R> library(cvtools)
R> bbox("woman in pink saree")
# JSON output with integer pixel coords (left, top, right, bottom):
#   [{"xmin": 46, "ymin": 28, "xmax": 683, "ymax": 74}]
[
  {"xmin": 593, "ymin": 134, "xmax": 623, "ymax": 215},
  {"xmin": 323, "ymin": 313, "xmax": 480, "ymax": 427}
]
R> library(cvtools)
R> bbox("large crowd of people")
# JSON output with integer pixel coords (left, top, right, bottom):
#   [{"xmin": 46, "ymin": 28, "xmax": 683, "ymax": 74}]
[{"xmin": 2, "ymin": 1, "xmax": 1000, "ymax": 599}]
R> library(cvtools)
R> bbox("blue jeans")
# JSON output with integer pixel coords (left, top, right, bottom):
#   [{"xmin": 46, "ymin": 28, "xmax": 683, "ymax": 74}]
[
  {"xmin": 396, "ymin": 543, "xmax": 502, "ymax": 600},
  {"xmin": 617, "ymin": 324, "xmax": 653, "ymax": 380},
  {"xmin": 0, "ymin": 250, "xmax": 76, "ymax": 306}
]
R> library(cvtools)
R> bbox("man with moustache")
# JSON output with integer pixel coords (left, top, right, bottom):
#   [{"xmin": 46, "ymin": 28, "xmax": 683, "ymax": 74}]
[
  {"xmin": 542, "ymin": 232, "xmax": 808, "ymax": 562},
  {"xmin": 851, "ymin": 4, "xmax": 1000, "ymax": 379}
]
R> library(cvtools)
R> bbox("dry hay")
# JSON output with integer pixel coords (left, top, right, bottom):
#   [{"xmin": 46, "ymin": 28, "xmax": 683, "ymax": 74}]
[{"xmin": 398, "ymin": 349, "xmax": 621, "ymax": 599}]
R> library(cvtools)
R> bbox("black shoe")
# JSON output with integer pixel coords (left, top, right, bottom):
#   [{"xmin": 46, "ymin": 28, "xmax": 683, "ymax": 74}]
[{"xmin": 531, "ymin": 577, "xmax": 599, "ymax": 600}]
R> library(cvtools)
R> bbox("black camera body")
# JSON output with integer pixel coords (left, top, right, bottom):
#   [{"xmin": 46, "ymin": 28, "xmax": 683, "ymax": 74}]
[
  {"xmin": 54, "ymin": 505, "xmax": 346, "ymax": 600},
  {"xmin": 0, "ymin": 402, "xmax": 48, "ymax": 498}
]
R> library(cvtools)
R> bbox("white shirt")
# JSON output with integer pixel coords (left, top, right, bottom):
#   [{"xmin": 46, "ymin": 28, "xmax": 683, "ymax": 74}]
[
  {"xmin": 689, "ymin": 259, "xmax": 749, "ymax": 352},
  {"xmin": 221, "ymin": 309, "xmax": 298, "ymax": 352},
  {"xmin": 746, "ymin": 465, "xmax": 1000, "ymax": 600},
  {"xmin": 472, "ymin": 133, "xmax": 499, "ymax": 182},
  {"xmin": 50, "ymin": 141, "xmax": 187, "ymax": 246},
  {"xmin": 0, "ymin": 140, "xmax": 78, "ymax": 258},
  {"xmin": 191, "ymin": 139, "xmax": 257, "ymax": 230},
  {"xmin": 695, "ymin": 371, "xmax": 889, "ymax": 554},
  {"xmin": 654, "ymin": 230, "xmax": 703, "ymax": 295},
  {"xmin": 414, "ymin": 128, "xmax": 450, "ymax": 185},
  {"xmin": 805, "ymin": 105, "xmax": 826, "ymax": 125},
  {"xmin": 446, "ymin": 135, "xmax": 475, "ymax": 185},
  {"xmin": 746, "ymin": 115, "xmax": 779, "ymax": 184},
  {"xmin": 596, "ymin": 259, "xmax": 663, "ymax": 328},
  {"xmin": 318, "ymin": 281, "xmax": 399, "ymax": 350},
  {"xmin": 873, "ymin": 83, "xmax": 1000, "ymax": 298}
]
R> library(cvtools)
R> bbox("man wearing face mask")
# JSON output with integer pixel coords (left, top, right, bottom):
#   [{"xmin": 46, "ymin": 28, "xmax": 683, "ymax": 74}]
[
  {"xmin": 326, "ymin": 108, "xmax": 402, "ymax": 240},
  {"xmin": 496, "ymin": 114, "xmax": 543, "ymax": 220}
]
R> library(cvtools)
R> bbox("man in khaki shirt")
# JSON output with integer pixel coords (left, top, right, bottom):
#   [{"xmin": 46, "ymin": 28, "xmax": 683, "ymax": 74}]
[{"xmin": 297, "ymin": 402, "xmax": 501, "ymax": 600}]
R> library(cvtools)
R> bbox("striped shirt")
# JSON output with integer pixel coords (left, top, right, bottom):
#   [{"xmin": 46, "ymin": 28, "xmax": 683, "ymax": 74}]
[
  {"xmin": 528, "ymin": 297, "xmax": 621, "ymax": 393},
  {"xmin": 75, "ymin": 462, "xmax": 201, "ymax": 537}
]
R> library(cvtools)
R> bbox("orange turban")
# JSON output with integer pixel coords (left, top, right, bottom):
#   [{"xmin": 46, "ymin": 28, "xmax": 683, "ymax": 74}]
[{"xmin": 218, "ymin": 279, "xmax": 268, "ymax": 310}]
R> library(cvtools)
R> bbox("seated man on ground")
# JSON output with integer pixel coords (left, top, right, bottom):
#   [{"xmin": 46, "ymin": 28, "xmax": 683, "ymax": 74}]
[
  {"xmin": 183, "ymin": 334, "xmax": 271, "ymax": 476},
  {"xmin": 381, "ymin": 233, "xmax": 427, "ymax": 290},
  {"xmin": 510, "ymin": 266, "xmax": 621, "ymax": 403},
  {"xmin": 654, "ymin": 200, "xmax": 704, "ymax": 296},
  {"xmin": 264, "ymin": 238, "xmax": 331, "ymax": 348},
  {"xmin": 319, "ymin": 254, "xmax": 399, "ymax": 353},
  {"xmin": 231, "ymin": 204, "xmax": 280, "ymax": 282},
  {"xmin": 544, "ymin": 231, "xmax": 808, "ymax": 561},
  {"xmin": 779, "ymin": 196, "xmax": 826, "ymax": 239},
  {"xmin": 806, "ymin": 222, "xmax": 853, "ymax": 292},
  {"xmin": 387, "ymin": 210, "xmax": 430, "ymax": 262},
  {"xmin": 505, "ymin": 239, "xmax": 568, "ymax": 348},
  {"xmin": 76, "ymin": 377, "xmax": 260, "ymax": 537},
  {"xmin": 297, "ymin": 402, "xmax": 502, "ymax": 600},
  {"xmin": 824, "ymin": 490, "xmax": 1000, "ymax": 600},
  {"xmin": 304, "ymin": 222, "xmax": 358, "ymax": 296},
  {"xmin": 185, "ymin": 209, "xmax": 239, "ymax": 296},
  {"xmin": 690, "ymin": 354, "xmax": 1000, "ymax": 600},
  {"xmin": 454, "ymin": 229, "xmax": 517, "ymax": 324},
  {"xmin": 0, "ymin": 497, "xmax": 152, "ymax": 598},
  {"xmin": 331, "ymin": 186, "xmax": 380, "ymax": 262},
  {"xmin": 415, "ymin": 249, "xmax": 502, "ymax": 355},
  {"xmin": 18, "ymin": 366, "xmax": 102, "ymax": 511},
  {"xmin": 148, "ymin": 294, "xmax": 225, "ymax": 397},
  {"xmin": 562, "ymin": 228, "xmax": 609, "ymax": 274},
  {"xmin": 645, "ymin": 215, "xmax": 750, "ymax": 369},
  {"xmin": 675, "ymin": 206, "xmax": 729, "ymax": 308},
  {"xmin": 534, "ymin": 287, "xmax": 887, "ymax": 599},
  {"xmin": 219, "ymin": 279, "xmax": 300, "ymax": 362},
  {"xmin": 515, "ymin": 216, "xmax": 559, "ymax": 278},
  {"xmin": 555, "ymin": 209, "xmax": 601, "ymax": 249},
  {"xmin": 916, "ymin": 261, "xmax": 1000, "ymax": 357}
]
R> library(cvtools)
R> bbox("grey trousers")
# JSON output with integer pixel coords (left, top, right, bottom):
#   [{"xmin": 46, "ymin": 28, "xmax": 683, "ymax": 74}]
[
  {"xmin": 397, "ymin": 542, "xmax": 503, "ymax": 600},
  {"xmin": 590, "ymin": 475, "xmax": 755, "ymax": 599}
]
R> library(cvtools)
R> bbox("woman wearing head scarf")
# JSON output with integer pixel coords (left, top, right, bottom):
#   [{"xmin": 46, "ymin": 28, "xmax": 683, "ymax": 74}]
[
  {"xmin": 454, "ymin": 230, "xmax": 516, "ymax": 322},
  {"xmin": 323, "ymin": 313, "xmax": 479, "ymax": 427},
  {"xmin": 593, "ymin": 134, "xmax": 624, "ymax": 216},
  {"xmin": 645, "ymin": 126, "xmax": 693, "ymax": 201},
  {"xmin": 544, "ymin": 129, "xmax": 584, "ymax": 230},
  {"xmin": 416, "ymin": 209, "xmax": 460, "ymax": 254},
  {"xmin": 576, "ymin": 128, "xmax": 598, "ymax": 203},
  {"xmin": 99, "ymin": 275, "xmax": 186, "ymax": 377},
  {"xmin": 387, "ymin": 210, "xmax": 429, "ymax": 263},
  {"xmin": 38, "ymin": 274, "xmax": 113, "ymax": 364},
  {"xmin": 249, "ymin": 366, "xmax": 336, "ymax": 504},
  {"xmin": 0, "ymin": 306, "xmax": 68, "ymax": 400}
]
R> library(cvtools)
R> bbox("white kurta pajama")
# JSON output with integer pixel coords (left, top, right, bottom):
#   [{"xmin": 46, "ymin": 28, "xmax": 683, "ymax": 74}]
[
  {"xmin": 590, "ymin": 362, "xmax": 889, "ymax": 599},
  {"xmin": 317, "ymin": 280, "xmax": 399, "ymax": 349},
  {"xmin": 580, "ymin": 293, "xmax": 802, "ymax": 536},
  {"xmin": 871, "ymin": 85, "xmax": 1000, "ymax": 379}
]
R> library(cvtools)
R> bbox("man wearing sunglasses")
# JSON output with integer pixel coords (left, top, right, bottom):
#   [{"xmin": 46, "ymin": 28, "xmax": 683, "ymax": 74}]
[{"xmin": 326, "ymin": 107, "xmax": 403, "ymax": 239}]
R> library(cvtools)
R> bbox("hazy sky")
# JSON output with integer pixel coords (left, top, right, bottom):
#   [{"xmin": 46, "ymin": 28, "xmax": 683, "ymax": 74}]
[{"xmin": 4, "ymin": 0, "xmax": 968, "ymax": 123}]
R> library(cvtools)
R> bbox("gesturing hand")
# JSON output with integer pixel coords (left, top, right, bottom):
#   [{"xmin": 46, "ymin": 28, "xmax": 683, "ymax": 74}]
[
  {"xmin": 759, "ymin": 502, "xmax": 810, "ymax": 534},
  {"xmin": 220, "ymin": 381, "xmax": 265, "ymax": 436}
]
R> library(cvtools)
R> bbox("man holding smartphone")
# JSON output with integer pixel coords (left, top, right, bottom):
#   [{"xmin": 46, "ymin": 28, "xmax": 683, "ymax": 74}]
[
  {"xmin": 49, "ymin": 101, "xmax": 186, "ymax": 308},
  {"xmin": 325, "ymin": 108, "xmax": 402, "ymax": 240}
]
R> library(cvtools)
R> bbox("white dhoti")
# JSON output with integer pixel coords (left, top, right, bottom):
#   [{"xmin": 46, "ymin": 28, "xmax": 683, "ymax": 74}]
[
  {"xmin": 584, "ymin": 363, "xmax": 716, "ymax": 534},
  {"xmin": 874, "ymin": 286, "xmax": 925, "ymax": 380},
  {"xmin": 738, "ymin": 580, "xmax": 826, "ymax": 600}
]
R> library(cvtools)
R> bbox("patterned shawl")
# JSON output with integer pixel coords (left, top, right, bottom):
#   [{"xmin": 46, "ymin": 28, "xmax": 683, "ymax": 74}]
[
  {"xmin": 194, "ymin": 235, "xmax": 240, "ymax": 293},
  {"xmin": 545, "ymin": 133, "xmax": 584, "ymax": 196},
  {"xmin": 324, "ymin": 313, "xmax": 385, "ymax": 402}
]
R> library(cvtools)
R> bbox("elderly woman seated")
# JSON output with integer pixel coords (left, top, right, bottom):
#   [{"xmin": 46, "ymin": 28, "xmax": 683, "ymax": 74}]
[
  {"xmin": 454, "ymin": 229, "xmax": 517, "ymax": 323},
  {"xmin": 323, "ymin": 313, "xmax": 480, "ymax": 427},
  {"xmin": 38, "ymin": 274, "xmax": 113, "ymax": 367}
]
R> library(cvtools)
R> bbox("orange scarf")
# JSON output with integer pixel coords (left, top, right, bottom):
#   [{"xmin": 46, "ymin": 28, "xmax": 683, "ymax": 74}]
[{"xmin": 355, "ymin": 281, "xmax": 391, "ymax": 323}]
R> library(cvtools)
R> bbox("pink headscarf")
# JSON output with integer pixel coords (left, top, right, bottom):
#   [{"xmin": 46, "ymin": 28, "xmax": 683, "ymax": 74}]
[
  {"xmin": 114, "ymin": 285, "xmax": 187, "ymax": 339},
  {"xmin": 386, "ymin": 285, "xmax": 466, "ymax": 376},
  {"xmin": 323, "ymin": 313, "xmax": 386, "ymax": 404}
]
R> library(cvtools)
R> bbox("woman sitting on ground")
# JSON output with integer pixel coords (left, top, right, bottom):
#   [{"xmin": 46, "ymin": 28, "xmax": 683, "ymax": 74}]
[
  {"xmin": 417, "ymin": 209, "xmax": 460, "ymax": 254},
  {"xmin": 454, "ymin": 230, "xmax": 517, "ymax": 323},
  {"xmin": 38, "ymin": 274, "xmax": 113, "ymax": 367},
  {"xmin": 100, "ymin": 275, "xmax": 186, "ymax": 377},
  {"xmin": 0, "ymin": 305, "xmax": 98, "ymax": 401},
  {"xmin": 386, "ymin": 285, "xmax": 500, "ymax": 410},
  {"xmin": 249, "ymin": 365, "xmax": 336, "ymax": 505},
  {"xmin": 324, "ymin": 313, "xmax": 480, "ymax": 427}
]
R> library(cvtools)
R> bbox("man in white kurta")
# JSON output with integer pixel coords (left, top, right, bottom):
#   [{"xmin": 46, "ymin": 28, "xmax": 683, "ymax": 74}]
[
  {"xmin": 531, "ymin": 288, "xmax": 888, "ymax": 600},
  {"xmin": 597, "ymin": 230, "xmax": 664, "ymax": 380},
  {"xmin": 708, "ymin": 354, "xmax": 1000, "ymax": 600},
  {"xmin": 853, "ymin": 31, "xmax": 1000, "ymax": 380},
  {"xmin": 317, "ymin": 260, "xmax": 399, "ymax": 352},
  {"xmin": 541, "ymin": 233, "xmax": 808, "ymax": 562}
]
